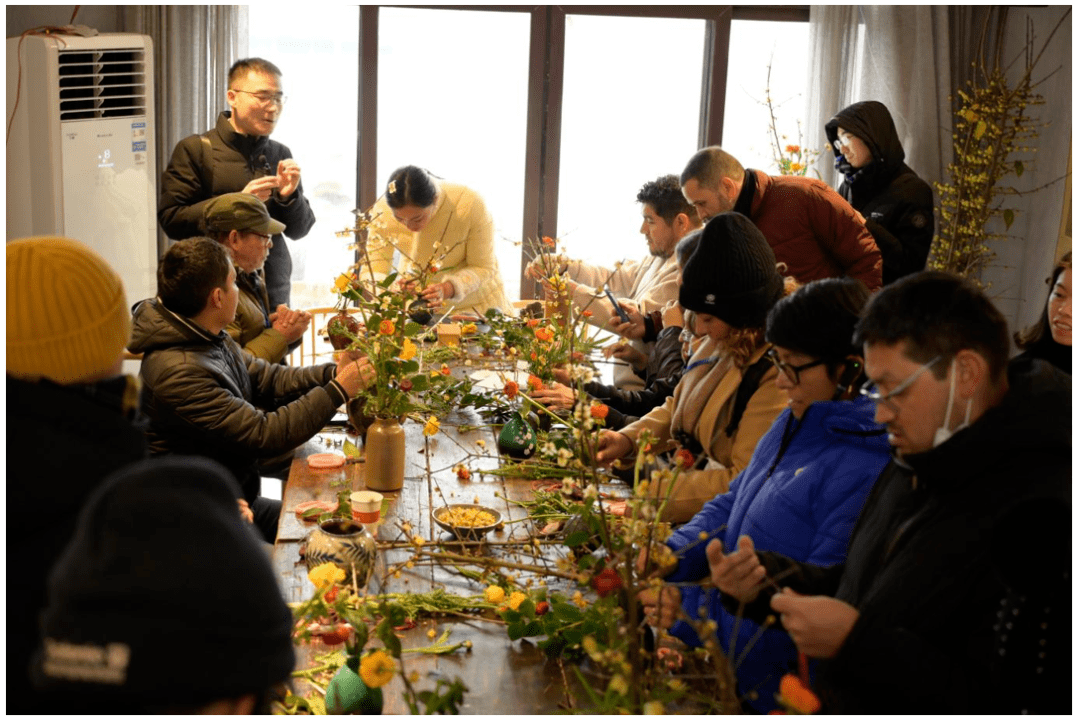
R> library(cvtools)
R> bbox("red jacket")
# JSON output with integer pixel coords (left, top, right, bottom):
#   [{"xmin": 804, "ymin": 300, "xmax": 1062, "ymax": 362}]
[{"xmin": 738, "ymin": 170, "xmax": 882, "ymax": 291}]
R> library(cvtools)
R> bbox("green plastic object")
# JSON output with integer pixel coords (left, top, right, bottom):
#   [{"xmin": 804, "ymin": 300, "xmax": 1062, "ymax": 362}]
[{"xmin": 325, "ymin": 660, "xmax": 384, "ymax": 715}]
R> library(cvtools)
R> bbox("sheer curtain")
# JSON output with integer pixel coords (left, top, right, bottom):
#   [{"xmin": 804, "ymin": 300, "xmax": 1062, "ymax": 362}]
[
  {"xmin": 803, "ymin": 6, "xmax": 953, "ymax": 190},
  {"xmin": 118, "ymin": 5, "xmax": 248, "ymax": 253}
]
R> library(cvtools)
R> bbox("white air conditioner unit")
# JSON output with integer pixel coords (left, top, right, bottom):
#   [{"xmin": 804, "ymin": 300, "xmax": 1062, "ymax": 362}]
[{"xmin": 6, "ymin": 32, "xmax": 157, "ymax": 309}]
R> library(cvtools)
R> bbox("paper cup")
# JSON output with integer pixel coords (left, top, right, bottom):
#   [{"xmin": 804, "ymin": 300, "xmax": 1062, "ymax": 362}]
[{"xmin": 351, "ymin": 490, "xmax": 383, "ymax": 523}]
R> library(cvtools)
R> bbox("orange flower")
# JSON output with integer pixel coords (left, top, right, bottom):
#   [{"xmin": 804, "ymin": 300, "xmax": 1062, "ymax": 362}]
[
  {"xmin": 378, "ymin": 319, "xmax": 395, "ymax": 335},
  {"xmin": 530, "ymin": 351, "xmax": 537, "ymax": 361},
  {"xmin": 674, "ymin": 448, "xmax": 696, "ymax": 470},
  {"xmin": 590, "ymin": 403, "xmax": 609, "ymax": 420},
  {"xmin": 790, "ymin": 162, "xmax": 804, "ymax": 173},
  {"xmin": 526, "ymin": 318, "xmax": 541, "ymax": 328},
  {"xmin": 778, "ymin": 674, "xmax": 821, "ymax": 714},
  {"xmin": 503, "ymin": 380, "xmax": 519, "ymax": 399},
  {"xmin": 582, "ymin": 310, "xmax": 593, "ymax": 318},
  {"xmin": 785, "ymin": 144, "xmax": 801, "ymax": 154},
  {"xmin": 534, "ymin": 327, "xmax": 554, "ymax": 342},
  {"xmin": 455, "ymin": 465, "xmax": 471, "ymax": 481},
  {"xmin": 541, "ymin": 236, "xmax": 555, "ymax": 248},
  {"xmin": 527, "ymin": 374, "xmax": 544, "ymax": 391},
  {"xmin": 440, "ymin": 364, "xmax": 451, "ymax": 376}
]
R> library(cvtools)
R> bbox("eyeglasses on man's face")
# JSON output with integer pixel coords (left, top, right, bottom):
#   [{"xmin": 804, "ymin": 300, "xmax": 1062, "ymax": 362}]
[
  {"xmin": 765, "ymin": 347, "xmax": 826, "ymax": 385},
  {"xmin": 859, "ymin": 355, "xmax": 942, "ymax": 413},
  {"xmin": 245, "ymin": 230, "xmax": 272, "ymax": 244},
  {"xmin": 232, "ymin": 89, "xmax": 287, "ymax": 107}
]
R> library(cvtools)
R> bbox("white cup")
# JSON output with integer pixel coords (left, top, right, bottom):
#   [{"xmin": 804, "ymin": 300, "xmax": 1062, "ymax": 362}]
[{"xmin": 350, "ymin": 490, "xmax": 383, "ymax": 523}]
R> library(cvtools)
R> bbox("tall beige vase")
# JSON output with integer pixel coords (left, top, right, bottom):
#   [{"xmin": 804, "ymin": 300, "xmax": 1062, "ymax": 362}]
[{"xmin": 364, "ymin": 417, "xmax": 405, "ymax": 491}]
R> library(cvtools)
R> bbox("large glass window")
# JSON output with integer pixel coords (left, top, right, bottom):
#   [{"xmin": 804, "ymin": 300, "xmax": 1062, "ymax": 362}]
[
  {"xmin": 721, "ymin": 19, "xmax": 813, "ymax": 177},
  {"xmin": 376, "ymin": 7, "xmax": 530, "ymax": 302},
  {"xmin": 556, "ymin": 14, "xmax": 706, "ymax": 268},
  {"xmin": 250, "ymin": 7, "xmax": 360, "ymax": 310}
]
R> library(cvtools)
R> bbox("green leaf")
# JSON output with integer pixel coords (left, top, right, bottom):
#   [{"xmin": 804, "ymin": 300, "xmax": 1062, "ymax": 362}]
[
  {"xmin": 1003, "ymin": 209, "xmax": 1015, "ymax": 230},
  {"xmin": 507, "ymin": 620, "xmax": 527, "ymax": 640},
  {"xmin": 563, "ymin": 628, "xmax": 584, "ymax": 645},
  {"xmin": 404, "ymin": 321, "xmax": 422, "ymax": 336},
  {"xmin": 380, "ymin": 272, "xmax": 398, "ymax": 289},
  {"xmin": 553, "ymin": 602, "xmax": 584, "ymax": 622},
  {"xmin": 523, "ymin": 620, "xmax": 545, "ymax": 637},
  {"xmin": 564, "ymin": 530, "xmax": 590, "ymax": 548},
  {"xmin": 301, "ymin": 507, "xmax": 324, "ymax": 520},
  {"xmin": 974, "ymin": 120, "xmax": 987, "ymax": 139},
  {"xmin": 410, "ymin": 375, "xmax": 430, "ymax": 391},
  {"xmin": 1014, "ymin": 160, "xmax": 1024, "ymax": 177},
  {"xmin": 399, "ymin": 360, "xmax": 420, "ymax": 374},
  {"xmin": 342, "ymin": 439, "xmax": 361, "ymax": 459}
]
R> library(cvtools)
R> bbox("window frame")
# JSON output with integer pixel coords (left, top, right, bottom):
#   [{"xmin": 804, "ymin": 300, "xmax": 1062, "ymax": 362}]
[{"xmin": 354, "ymin": 5, "xmax": 809, "ymax": 297}]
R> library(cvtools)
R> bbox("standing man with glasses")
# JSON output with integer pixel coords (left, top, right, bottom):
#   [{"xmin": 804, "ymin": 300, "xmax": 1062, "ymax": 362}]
[
  {"xmin": 159, "ymin": 58, "xmax": 315, "ymax": 310},
  {"xmin": 705, "ymin": 271, "xmax": 1071, "ymax": 713}
]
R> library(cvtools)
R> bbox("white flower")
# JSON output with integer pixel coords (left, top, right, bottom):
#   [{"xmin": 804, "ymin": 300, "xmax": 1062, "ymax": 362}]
[
  {"xmin": 540, "ymin": 441, "xmax": 557, "ymax": 458},
  {"xmin": 569, "ymin": 364, "xmax": 595, "ymax": 383},
  {"xmin": 556, "ymin": 447, "xmax": 574, "ymax": 467},
  {"xmin": 583, "ymin": 484, "xmax": 598, "ymax": 502}
]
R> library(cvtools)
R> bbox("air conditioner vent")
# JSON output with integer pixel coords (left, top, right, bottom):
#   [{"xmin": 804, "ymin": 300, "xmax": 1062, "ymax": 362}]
[{"xmin": 57, "ymin": 48, "xmax": 147, "ymax": 121}]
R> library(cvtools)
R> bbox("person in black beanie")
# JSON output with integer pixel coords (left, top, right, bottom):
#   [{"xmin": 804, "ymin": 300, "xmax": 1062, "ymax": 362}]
[
  {"xmin": 31, "ymin": 457, "xmax": 296, "ymax": 714},
  {"xmin": 596, "ymin": 213, "xmax": 793, "ymax": 522}
]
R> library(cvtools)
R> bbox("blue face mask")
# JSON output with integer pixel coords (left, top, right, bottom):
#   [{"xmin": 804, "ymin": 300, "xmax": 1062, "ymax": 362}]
[{"xmin": 932, "ymin": 358, "xmax": 973, "ymax": 448}]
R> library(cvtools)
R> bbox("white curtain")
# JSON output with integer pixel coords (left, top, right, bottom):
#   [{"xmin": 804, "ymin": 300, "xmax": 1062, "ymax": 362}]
[
  {"xmin": 803, "ymin": 6, "xmax": 953, "ymax": 191},
  {"xmin": 118, "ymin": 5, "xmax": 249, "ymax": 253}
]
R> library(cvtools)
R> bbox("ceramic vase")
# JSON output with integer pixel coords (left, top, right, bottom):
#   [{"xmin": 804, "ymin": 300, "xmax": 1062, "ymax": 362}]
[
  {"xmin": 325, "ymin": 658, "xmax": 384, "ymax": 715},
  {"xmin": 304, "ymin": 518, "xmax": 376, "ymax": 587},
  {"xmin": 346, "ymin": 397, "xmax": 377, "ymax": 443},
  {"xmin": 497, "ymin": 412, "xmax": 537, "ymax": 460},
  {"xmin": 365, "ymin": 417, "xmax": 405, "ymax": 491}
]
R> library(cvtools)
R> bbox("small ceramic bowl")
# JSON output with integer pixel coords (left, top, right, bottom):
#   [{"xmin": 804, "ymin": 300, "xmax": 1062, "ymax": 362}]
[{"xmin": 431, "ymin": 504, "xmax": 501, "ymax": 540}]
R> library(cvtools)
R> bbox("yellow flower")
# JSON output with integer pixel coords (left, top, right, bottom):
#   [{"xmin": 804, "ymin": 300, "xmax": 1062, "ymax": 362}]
[
  {"xmin": 608, "ymin": 674, "xmax": 629, "ymax": 696},
  {"xmin": 399, "ymin": 338, "xmax": 417, "ymax": 361},
  {"xmin": 308, "ymin": 562, "xmax": 345, "ymax": 589},
  {"xmin": 334, "ymin": 273, "xmax": 352, "ymax": 293},
  {"xmin": 359, "ymin": 649, "xmax": 396, "ymax": 689},
  {"xmin": 423, "ymin": 416, "xmax": 440, "ymax": 436},
  {"xmin": 790, "ymin": 162, "xmax": 804, "ymax": 173},
  {"xmin": 507, "ymin": 591, "xmax": 528, "ymax": 611},
  {"xmin": 485, "ymin": 585, "xmax": 506, "ymax": 604}
]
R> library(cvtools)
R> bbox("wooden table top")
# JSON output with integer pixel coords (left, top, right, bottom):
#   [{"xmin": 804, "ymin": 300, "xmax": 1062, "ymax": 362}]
[{"xmin": 272, "ymin": 407, "xmax": 619, "ymax": 714}]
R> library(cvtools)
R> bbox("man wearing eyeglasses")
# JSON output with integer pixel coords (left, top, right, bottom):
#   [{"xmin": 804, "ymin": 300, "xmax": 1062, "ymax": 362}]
[
  {"xmin": 159, "ymin": 57, "xmax": 315, "ymax": 311},
  {"xmin": 203, "ymin": 193, "xmax": 311, "ymax": 364},
  {"xmin": 706, "ymin": 272, "xmax": 1070, "ymax": 713}
]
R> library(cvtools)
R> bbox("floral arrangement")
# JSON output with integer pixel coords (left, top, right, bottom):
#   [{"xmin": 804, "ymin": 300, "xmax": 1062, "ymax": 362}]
[
  {"xmin": 328, "ymin": 209, "xmax": 487, "ymax": 421},
  {"xmin": 284, "ymin": 562, "xmax": 471, "ymax": 715},
  {"xmin": 927, "ymin": 11, "xmax": 1068, "ymax": 283},
  {"xmin": 761, "ymin": 62, "xmax": 824, "ymax": 178}
]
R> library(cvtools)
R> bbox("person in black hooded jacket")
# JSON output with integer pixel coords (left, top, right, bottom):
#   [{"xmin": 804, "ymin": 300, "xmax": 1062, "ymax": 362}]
[
  {"xmin": 825, "ymin": 101, "xmax": 934, "ymax": 285},
  {"xmin": 707, "ymin": 272, "xmax": 1070, "ymax": 714}
]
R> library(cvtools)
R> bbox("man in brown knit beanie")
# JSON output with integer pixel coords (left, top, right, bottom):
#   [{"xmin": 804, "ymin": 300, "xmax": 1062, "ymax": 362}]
[{"xmin": 6, "ymin": 236, "xmax": 148, "ymax": 714}]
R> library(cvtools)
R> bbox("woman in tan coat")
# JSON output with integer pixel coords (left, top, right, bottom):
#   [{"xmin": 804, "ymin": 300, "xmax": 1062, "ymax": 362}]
[
  {"xmin": 596, "ymin": 213, "xmax": 792, "ymax": 522},
  {"xmin": 364, "ymin": 166, "xmax": 511, "ymax": 315}
]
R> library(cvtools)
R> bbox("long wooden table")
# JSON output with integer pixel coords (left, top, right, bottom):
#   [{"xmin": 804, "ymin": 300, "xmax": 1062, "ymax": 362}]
[{"xmin": 272, "ymin": 406, "xmax": 618, "ymax": 714}]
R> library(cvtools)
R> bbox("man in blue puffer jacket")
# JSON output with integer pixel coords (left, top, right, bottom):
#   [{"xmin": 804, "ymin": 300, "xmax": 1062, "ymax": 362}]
[{"xmin": 639, "ymin": 278, "xmax": 890, "ymax": 713}]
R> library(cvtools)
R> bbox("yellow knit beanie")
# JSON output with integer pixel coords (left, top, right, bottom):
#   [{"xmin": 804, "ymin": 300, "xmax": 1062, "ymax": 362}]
[{"xmin": 7, "ymin": 236, "xmax": 131, "ymax": 384}]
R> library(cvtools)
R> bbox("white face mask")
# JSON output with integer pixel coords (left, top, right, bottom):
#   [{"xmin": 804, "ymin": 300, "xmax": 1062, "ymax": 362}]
[{"xmin": 932, "ymin": 358, "xmax": 973, "ymax": 448}]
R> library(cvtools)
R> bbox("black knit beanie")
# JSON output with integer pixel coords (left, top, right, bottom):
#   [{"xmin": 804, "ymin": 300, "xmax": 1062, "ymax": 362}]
[
  {"xmin": 679, "ymin": 212, "xmax": 784, "ymax": 329},
  {"xmin": 31, "ymin": 457, "xmax": 295, "ymax": 711}
]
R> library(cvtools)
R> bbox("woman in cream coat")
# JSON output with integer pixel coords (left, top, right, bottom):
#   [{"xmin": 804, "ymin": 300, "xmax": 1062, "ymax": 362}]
[
  {"xmin": 364, "ymin": 166, "xmax": 511, "ymax": 315},
  {"xmin": 596, "ymin": 213, "xmax": 791, "ymax": 523}
]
